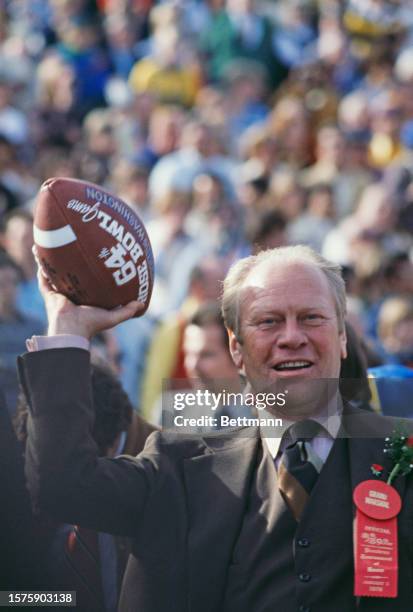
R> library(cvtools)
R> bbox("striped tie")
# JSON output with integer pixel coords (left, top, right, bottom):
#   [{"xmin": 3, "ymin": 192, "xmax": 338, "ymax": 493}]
[{"xmin": 277, "ymin": 420, "xmax": 324, "ymax": 521}]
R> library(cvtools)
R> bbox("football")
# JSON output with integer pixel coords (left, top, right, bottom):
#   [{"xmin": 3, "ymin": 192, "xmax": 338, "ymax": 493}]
[{"xmin": 33, "ymin": 177, "xmax": 154, "ymax": 314}]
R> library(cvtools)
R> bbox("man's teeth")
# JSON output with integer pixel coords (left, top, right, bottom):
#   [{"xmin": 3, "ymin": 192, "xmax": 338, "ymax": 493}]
[{"xmin": 275, "ymin": 361, "xmax": 312, "ymax": 370}]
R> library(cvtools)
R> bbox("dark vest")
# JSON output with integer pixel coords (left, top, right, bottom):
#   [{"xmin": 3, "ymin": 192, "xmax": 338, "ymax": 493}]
[{"xmin": 222, "ymin": 437, "xmax": 357, "ymax": 612}]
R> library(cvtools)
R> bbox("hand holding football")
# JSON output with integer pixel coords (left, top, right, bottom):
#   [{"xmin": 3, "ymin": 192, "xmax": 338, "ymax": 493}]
[{"xmin": 33, "ymin": 177, "xmax": 154, "ymax": 315}]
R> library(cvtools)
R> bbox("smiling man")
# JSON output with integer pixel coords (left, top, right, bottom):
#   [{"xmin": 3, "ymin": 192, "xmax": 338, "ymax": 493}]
[
  {"xmin": 223, "ymin": 247, "xmax": 348, "ymax": 423},
  {"xmin": 226, "ymin": 255, "xmax": 347, "ymax": 383},
  {"xmin": 19, "ymin": 245, "xmax": 413, "ymax": 611}
]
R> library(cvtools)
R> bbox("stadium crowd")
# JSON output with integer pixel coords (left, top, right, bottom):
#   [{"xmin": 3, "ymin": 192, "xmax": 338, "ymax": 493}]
[{"xmin": 1, "ymin": 0, "xmax": 413, "ymax": 606}]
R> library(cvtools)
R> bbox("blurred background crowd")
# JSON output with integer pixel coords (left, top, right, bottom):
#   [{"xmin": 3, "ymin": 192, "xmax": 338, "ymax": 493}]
[
  {"xmin": 0, "ymin": 0, "xmax": 412, "ymax": 422},
  {"xmin": 2, "ymin": 0, "xmax": 413, "ymax": 604}
]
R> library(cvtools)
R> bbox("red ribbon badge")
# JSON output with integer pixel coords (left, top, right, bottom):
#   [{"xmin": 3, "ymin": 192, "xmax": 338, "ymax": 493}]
[{"xmin": 353, "ymin": 479, "xmax": 401, "ymax": 598}]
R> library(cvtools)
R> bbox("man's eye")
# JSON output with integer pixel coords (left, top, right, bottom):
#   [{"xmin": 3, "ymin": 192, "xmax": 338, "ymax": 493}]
[
  {"xmin": 303, "ymin": 314, "xmax": 324, "ymax": 324},
  {"xmin": 258, "ymin": 318, "xmax": 278, "ymax": 328}
]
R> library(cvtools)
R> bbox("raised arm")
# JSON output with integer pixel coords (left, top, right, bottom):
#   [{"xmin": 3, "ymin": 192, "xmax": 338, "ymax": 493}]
[{"xmin": 19, "ymin": 267, "xmax": 158, "ymax": 536}]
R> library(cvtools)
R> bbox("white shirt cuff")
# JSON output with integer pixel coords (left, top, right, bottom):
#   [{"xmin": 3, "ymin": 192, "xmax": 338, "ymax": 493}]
[{"xmin": 26, "ymin": 335, "xmax": 90, "ymax": 352}]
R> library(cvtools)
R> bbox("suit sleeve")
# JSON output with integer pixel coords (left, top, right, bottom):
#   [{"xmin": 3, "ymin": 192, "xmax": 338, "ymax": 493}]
[{"xmin": 18, "ymin": 348, "xmax": 162, "ymax": 538}]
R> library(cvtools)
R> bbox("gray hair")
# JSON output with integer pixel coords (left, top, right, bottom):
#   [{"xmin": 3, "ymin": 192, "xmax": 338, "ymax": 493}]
[{"xmin": 221, "ymin": 245, "xmax": 346, "ymax": 339}]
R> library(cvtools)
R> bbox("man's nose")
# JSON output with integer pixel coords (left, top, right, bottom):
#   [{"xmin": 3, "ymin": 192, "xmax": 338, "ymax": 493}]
[
  {"xmin": 276, "ymin": 318, "xmax": 308, "ymax": 349},
  {"xmin": 193, "ymin": 359, "xmax": 203, "ymax": 377}
]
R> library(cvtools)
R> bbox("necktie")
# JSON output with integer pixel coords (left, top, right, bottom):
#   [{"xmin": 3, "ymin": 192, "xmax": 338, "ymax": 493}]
[{"xmin": 277, "ymin": 420, "xmax": 323, "ymax": 521}]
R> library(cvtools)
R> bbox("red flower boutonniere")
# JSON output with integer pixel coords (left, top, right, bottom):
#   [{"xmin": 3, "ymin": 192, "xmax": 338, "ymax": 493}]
[{"xmin": 370, "ymin": 463, "xmax": 384, "ymax": 477}]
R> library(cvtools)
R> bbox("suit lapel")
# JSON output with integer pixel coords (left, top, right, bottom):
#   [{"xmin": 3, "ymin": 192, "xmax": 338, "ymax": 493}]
[
  {"xmin": 346, "ymin": 436, "xmax": 407, "ymax": 498},
  {"xmin": 184, "ymin": 431, "xmax": 259, "ymax": 612},
  {"xmin": 341, "ymin": 405, "xmax": 406, "ymax": 501}
]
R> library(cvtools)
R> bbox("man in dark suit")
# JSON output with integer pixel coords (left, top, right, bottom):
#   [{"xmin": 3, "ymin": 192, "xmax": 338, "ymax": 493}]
[{"xmin": 19, "ymin": 245, "xmax": 413, "ymax": 611}]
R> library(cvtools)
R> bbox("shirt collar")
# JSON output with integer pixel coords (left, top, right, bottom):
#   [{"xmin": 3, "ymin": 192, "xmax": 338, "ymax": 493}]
[{"xmin": 262, "ymin": 393, "xmax": 343, "ymax": 459}]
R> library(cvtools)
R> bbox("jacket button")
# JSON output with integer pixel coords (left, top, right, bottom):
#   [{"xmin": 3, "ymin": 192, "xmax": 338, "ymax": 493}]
[
  {"xmin": 298, "ymin": 573, "xmax": 311, "ymax": 582},
  {"xmin": 297, "ymin": 537, "xmax": 310, "ymax": 547}
]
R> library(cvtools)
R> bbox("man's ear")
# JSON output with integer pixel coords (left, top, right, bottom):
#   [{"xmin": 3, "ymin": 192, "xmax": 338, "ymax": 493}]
[{"xmin": 228, "ymin": 329, "xmax": 244, "ymax": 372}]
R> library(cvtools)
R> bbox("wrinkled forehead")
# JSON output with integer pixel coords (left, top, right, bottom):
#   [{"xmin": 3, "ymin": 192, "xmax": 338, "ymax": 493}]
[{"xmin": 238, "ymin": 259, "xmax": 335, "ymax": 318}]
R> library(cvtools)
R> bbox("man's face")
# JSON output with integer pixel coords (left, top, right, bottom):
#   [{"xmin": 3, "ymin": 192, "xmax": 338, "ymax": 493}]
[
  {"xmin": 192, "ymin": 261, "xmax": 224, "ymax": 302},
  {"xmin": 387, "ymin": 317, "xmax": 413, "ymax": 356},
  {"xmin": 184, "ymin": 323, "xmax": 237, "ymax": 389},
  {"xmin": 3, "ymin": 218, "xmax": 34, "ymax": 265},
  {"xmin": 229, "ymin": 261, "xmax": 347, "ymax": 411}
]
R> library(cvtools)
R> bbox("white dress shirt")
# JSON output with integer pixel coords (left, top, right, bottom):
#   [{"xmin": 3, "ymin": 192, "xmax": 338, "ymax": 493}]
[{"xmin": 262, "ymin": 394, "xmax": 343, "ymax": 468}]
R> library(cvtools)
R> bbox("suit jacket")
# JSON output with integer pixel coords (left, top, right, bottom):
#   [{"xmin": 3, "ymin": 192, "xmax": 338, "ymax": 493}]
[
  {"xmin": 0, "ymin": 388, "xmax": 42, "ymax": 588},
  {"xmin": 18, "ymin": 348, "xmax": 413, "ymax": 611}
]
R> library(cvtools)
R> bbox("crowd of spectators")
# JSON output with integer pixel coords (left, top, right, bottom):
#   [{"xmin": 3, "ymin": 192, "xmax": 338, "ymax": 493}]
[
  {"xmin": 1, "ymin": 0, "xmax": 413, "ymax": 605},
  {"xmin": 0, "ymin": 0, "xmax": 412, "ymax": 422}
]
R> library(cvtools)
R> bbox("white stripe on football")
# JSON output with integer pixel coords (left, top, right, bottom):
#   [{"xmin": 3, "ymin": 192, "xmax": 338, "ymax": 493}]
[{"xmin": 33, "ymin": 224, "xmax": 77, "ymax": 248}]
